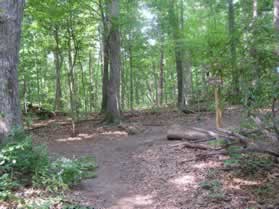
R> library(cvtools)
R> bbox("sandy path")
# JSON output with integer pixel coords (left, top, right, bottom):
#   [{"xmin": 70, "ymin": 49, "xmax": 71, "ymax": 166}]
[{"xmin": 32, "ymin": 109, "xmax": 254, "ymax": 209}]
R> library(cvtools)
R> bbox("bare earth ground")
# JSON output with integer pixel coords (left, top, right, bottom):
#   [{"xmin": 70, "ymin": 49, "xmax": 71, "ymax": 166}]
[{"xmin": 31, "ymin": 108, "xmax": 279, "ymax": 209}]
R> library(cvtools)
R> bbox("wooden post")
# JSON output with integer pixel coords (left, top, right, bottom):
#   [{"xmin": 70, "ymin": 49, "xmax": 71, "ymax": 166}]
[
  {"xmin": 214, "ymin": 86, "xmax": 223, "ymax": 128},
  {"xmin": 208, "ymin": 76, "xmax": 223, "ymax": 128}
]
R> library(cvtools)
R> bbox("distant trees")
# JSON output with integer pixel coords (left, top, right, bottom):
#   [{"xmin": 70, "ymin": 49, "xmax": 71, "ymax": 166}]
[
  {"xmin": 13, "ymin": 0, "xmax": 277, "ymax": 127},
  {"xmin": 0, "ymin": 0, "xmax": 24, "ymax": 141}
]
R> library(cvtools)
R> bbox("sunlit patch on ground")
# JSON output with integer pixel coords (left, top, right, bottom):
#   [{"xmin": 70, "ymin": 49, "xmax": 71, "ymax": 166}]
[
  {"xmin": 169, "ymin": 174, "xmax": 198, "ymax": 189},
  {"xmin": 192, "ymin": 161, "xmax": 222, "ymax": 169},
  {"xmin": 114, "ymin": 194, "xmax": 154, "ymax": 208},
  {"xmin": 100, "ymin": 131, "xmax": 128, "ymax": 136},
  {"xmin": 56, "ymin": 133, "xmax": 97, "ymax": 142},
  {"xmin": 224, "ymin": 177, "xmax": 261, "ymax": 190}
]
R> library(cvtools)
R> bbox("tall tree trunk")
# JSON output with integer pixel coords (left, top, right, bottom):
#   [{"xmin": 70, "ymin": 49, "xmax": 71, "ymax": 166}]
[
  {"xmin": 66, "ymin": 25, "xmax": 79, "ymax": 136},
  {"xmin": 215, "ymin": 86, "xmax": 223, "ymax": 128},
  {"xmin": 106, "ymin": 0, "xmax": 121, "ymax": 123},
  {"xmin": 153, "ymin": 62, "xmax": 159, "ymax": 106},
  {"xmin": 169, "ymin": 0, "xmax": 187, "ymax": 111},
  {"xmin": 53, "ymin": 26, "xmax": 63, "ymax": 112},
  {"xmin": 228, "ymin": 0, "xmax": 240, "ymax": 104},
  {"xmin": 101, "ymin": 40, "xmax": 109, "ymax": 113},
  {"xmin": 100, "ymin": 0, "xmax": 109, "ymax": 113},
  {"xmin": 129, "ymin": 44, "xmax": 134, "ymax": 110},
  {"xmin": 180, "ymin": 0, "xmax": 192, "ymax": 107},
  {"xmin": 0, "ymin": 0, "xmax": 24, "ymax": 142},
  {"xmin": 35, "ymin": 58, "xmax": 41, "ymax": 106},
  {"xmin": 253, "ymin": 0, "xmax": 258, "ymax": 18},
  {"xmin": 251, "ymin": 0, "xmax": 261, "ymax": 91},
  {"xmin": 274, "ymin": 0, "xmax": 279, "ymax": 39},
  {"xmin": 80, "ymin": 61, "xmax": 87, "ymax": 113},
  {"xmin": 121, "ymin": 52, "xmax": 126, "ymax": 110},
  {"xmin": 88, "ymin": 50, "xmax": 95, "ymax": 112},
  {"xmin": 159, "ymin": 47, "xmax": 164, "ymax": 106}
]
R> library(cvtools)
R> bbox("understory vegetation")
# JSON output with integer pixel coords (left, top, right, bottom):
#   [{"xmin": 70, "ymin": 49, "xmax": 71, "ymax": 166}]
[{"xmin": 0, "ymin": 129, "xmax": 96, "ymax": 208}]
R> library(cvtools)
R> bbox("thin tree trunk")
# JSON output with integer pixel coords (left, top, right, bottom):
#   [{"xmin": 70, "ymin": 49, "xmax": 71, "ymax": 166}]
[
  {"xmin": 106, "ymin": 0, "xmax": 121, "ymax": 123},
  {"xmin": 169, "ymin": 1, "xmax": 186, "ymax": 110},
  {"xmin": 88, "ymin": 50, "xmax": 95, "ymax": 112},
  {"xmin": 129, "ymin": 44, "xmax": 134, "ymax": 110},
  {"xmin": 215, "ymin": 87, "xmax": 223, "ymax": 128},
  {"xmin": 228, "ymin": 0, "xmax": 240, "ymax": 104},
  {"xmin": 159, "ymin": 47, "xmax": 164, "ymax": 106},
  {"xmin": 80, "ymin": 61, "xmax": 87, "ymax": 113},
  {"xmin": 0, "ymin": 0, "xmax": 24, "ymax": 142},
  {"xmin": 66, "ymin": 24, "xmax": 79, "ymax": 136},
  {"xmin": 35, "ymin": 58, "xmax": 41, "ymax": 106},
  {"xmin": 99, "ymin": 0, "xmax": 109, "ymax": 113},
  {"xmin": 101, "ymin": 40, "xmax": 109, "ymax": 113},
  {"xmin": 121, "ymin": 51, "xmax": 126, "ymax": 110},
  {"xmin": 153, "ymin": 62, "xmax": 159, "ymax": 106},
  {"xmin": 53, "ymin": 26, "xmax": 63, "ymax": 112},
  {"xmin": 274, "ymin": 0, "xmax": 279, "ymax": 40},
  {"xmin": 250, "ymin": 0, "xmax": 261, "ymax": 90},
  {"xmin": 135, "ymin": 71, "xmax": 140, "ymax": 106}
]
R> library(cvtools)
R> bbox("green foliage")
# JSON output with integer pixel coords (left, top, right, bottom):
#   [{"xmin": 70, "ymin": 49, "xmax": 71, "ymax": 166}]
[
  {"xmin": 224, "ymin": 149, "xmax": 274, "ymax": 176},
  {"xmin": 0, "ymin": 130, "xmax": 96, "ymax": 202},
  {"xmin": 200, "ymin": 179, "xmax": 225, "ymax": 201},
  {"xmin": 200, "ymin": 179, "xmax": 222, "ymax": 191},
  {"xmin": 34, "ymin": 156, "xmax": 96, "ymax": 192}
]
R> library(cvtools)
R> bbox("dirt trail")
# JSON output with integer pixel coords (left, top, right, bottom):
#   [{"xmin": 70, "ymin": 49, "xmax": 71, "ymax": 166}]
[{"xmin": 32, "ymin": 109, "xmax": 271, "ymax": 209}]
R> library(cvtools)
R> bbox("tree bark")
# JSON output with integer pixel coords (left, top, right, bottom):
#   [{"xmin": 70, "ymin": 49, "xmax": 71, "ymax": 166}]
[
  {"xmin": 100, "ymin": 0, "xmax": 109, "ymax": 113},
  {"xmin": 88, "ymin": 50, "xmax": 95, "ymax": 112},
  {"xmin": 80, "ymin": 61, "xmax": 87, "ymax": 113},
  {"xmin": 215, "ymin": 87, "xmax": 223, "ymax": 128},
  {"xmin": 159, "ymin": 47, "xmax": 164, "ymax": 106},
  {"xmin": 129, "ymin": 43, "xmax": 134, "ymax": 110},
  {"xmin": 53, "ymin": 26, "xmax": 63, "ymax": 112},
  {"xmin": 106, "ymin": 0, "xmax": 121, "ymax": 123},
  {"xmin": 228, "ymin": 0, "xmax": 240, "ymax": 104},
  {"xmin": 274, "ymin": 0, "xmax": 279, "ymax": 50},
  {"xmin": 0, "ymin": 0, "xmax": 24, "ymax": 142},
  {"xmin": 169, "ymin": 0, "xmax": 189, "ymax": 111},
  {"xmin": 66, "ymin": 21, "xmax": 79, "ymax": 136}
]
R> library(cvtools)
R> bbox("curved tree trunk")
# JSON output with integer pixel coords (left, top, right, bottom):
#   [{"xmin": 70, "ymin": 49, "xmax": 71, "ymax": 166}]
[{"xmin": 0, "ymin": 0, "xmax": 24, "ymax": 142}]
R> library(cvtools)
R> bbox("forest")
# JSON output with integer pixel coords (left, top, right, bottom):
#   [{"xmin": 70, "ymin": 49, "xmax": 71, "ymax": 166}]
[{"xmin": 0, "ymin": 0, "xmax": 279, "ymax": 208}]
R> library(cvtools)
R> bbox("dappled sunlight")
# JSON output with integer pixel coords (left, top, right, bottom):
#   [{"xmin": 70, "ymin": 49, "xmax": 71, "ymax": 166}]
[
  {"xmin": 192, "ymin": 161, "xmax": 222, "ymax": 169},
  {"xmin": 100, "ymin": 131, "xmax": 128, "ymax": 136},
  {"xmin": 56, "ymin": 133, "xmax": 97, "ymax": 142},
  {"xmin": 114, "ymin": 194, "xmax": 154, "ymax": 208},
  {"xmin": 0, "ymin": 120, "xmax": 8, "ymax": 132},
  {"xmin": 224, "ymin": 177, "xmax": 262, "ymax": 190},
  {"xmin": 56, "ymin": 137, "xmax": 83, "ymax": 142},
  {"xmin": 233, "ymin": 178, "xmax": 261, "ymax": 186},
  {"xmin": 169, "ymin": 174, "xmax": 198, "ymax": 190}
]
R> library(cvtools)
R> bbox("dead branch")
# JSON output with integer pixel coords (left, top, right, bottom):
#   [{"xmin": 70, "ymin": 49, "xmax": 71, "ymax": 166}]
[
  {"xmin": 272, "ymin": 98, "xmax": 279, "ymax": 139},
  {"xmin": 168, "ymin": 123, "xmax": 279, "ymax": 158},
  {"xmin": 250, "ymin": 116, "xmax": 278, "ymax": 142},
  {"xmin": 170, "ymin": 141, "xmax": 217, "ymax": 151}
]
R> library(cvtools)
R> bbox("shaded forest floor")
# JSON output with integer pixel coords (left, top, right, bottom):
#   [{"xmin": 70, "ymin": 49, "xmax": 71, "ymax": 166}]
[{"xmin": 30, "ymin": 107, "xmax": 279, "ymax": 209}]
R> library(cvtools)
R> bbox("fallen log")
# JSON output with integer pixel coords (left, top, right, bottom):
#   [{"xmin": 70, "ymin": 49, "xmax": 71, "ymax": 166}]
[
  {"xmin": 167, "ymin": 124, "xmax": 218, "ymax": 141},
  {"xmin": 168, "ymin": 123, "xmax": 279, "ymax": 158}
]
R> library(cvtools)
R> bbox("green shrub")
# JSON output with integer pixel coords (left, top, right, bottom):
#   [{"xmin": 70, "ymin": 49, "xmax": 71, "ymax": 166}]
[{"xmin": 0, "ymin": 129, "xmax": 96, "ymax": 202}]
